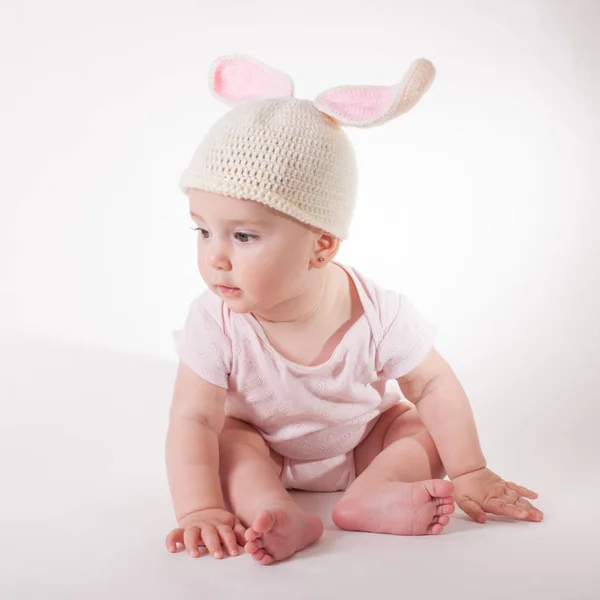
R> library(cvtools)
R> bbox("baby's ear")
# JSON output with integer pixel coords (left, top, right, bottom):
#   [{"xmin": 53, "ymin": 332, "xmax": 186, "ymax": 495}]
[
  {"xmin": 313, "ymin": 58, "xmax": 435, "ymax": 128},
  {"xmin": 208, "ymin": 54, "xmax": 294, "ymax": 106}
]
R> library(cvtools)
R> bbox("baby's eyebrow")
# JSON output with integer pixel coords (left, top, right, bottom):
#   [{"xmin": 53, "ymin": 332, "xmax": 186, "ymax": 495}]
[{"xmin": 189, "ymin": 211, "xmax": 269, "ymax": 226}]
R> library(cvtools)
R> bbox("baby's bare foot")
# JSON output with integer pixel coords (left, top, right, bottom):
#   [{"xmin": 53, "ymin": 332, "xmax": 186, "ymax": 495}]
[
  {"xmin": 332, "ymin": 479, "xmax": 455, "ymax": 535},
  {"xmin": 244, "ymin": 501, "xmax": 323, "ymax": 565}
]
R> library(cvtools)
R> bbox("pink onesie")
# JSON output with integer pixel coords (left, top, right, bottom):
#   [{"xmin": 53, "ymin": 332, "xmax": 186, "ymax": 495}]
[{"xmin": 173, "ymin": 262, "xmax": 437, "ymax": 492}]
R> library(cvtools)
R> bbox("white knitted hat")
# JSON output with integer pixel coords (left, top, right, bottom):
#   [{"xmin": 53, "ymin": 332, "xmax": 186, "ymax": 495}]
[{"xmin": 179, "ymin": 54, "xmax": 436, "ymax": 239}]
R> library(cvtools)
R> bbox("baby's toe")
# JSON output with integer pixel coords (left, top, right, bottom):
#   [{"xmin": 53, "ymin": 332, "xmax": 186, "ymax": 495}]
[
  {"xmin": 259, "ymin": 553, "xmax": 275, "ymax": 566},
  {"xmin": 425, "ymin": 479, "xmax": 454, "ymax": 498},
  {"xmin": 252, "ymin": 510, "xmax": 276, "ymax": 535},
  {"xmin": 427, "ymin": 522, "xmax": 444, "ymax": 535},
  {"xmin": 435, "ymin": 495, "xmax": 455, "ymax": 506},
  {"xmin": 244, "ymin": 539, "xmax": 263, "ymax": 554},
  {"xmin": 436, "ymin": 502, "xmax": 455, "ymax": 516},
  {"xmin": 250, "ymin": 548, "xmax": 268, "ymax": 562},
  {"xmin": 245, "ymin": 527, "xmax": 261, "ymax": 542},
  {"xmin": 433, "ymin": 515, "xmax": 450, "ymax": 526}
]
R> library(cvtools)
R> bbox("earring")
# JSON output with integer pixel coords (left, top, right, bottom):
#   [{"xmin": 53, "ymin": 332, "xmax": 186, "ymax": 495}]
[{"xmin": 319, "ymin": 257, "xmax": 325, "ymax": 262}]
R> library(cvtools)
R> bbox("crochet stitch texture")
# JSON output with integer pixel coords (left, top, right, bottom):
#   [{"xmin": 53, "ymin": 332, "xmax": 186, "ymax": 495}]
[{"xmin": 180, "ymin": 98, "xmax": 357, "ymax": 239}]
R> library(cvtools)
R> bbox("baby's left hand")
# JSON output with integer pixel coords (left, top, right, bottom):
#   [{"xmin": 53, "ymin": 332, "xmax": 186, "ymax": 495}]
[{"xmin": 452, "ymin": 467, "xmax": 543, "ymax": 523}]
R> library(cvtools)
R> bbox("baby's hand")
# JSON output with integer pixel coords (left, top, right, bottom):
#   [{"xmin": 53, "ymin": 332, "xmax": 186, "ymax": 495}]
[
  {"xmin": 165, "ymin": 508, "xmax": 247, "ymax": 559},
  {"xmin": 452, "ymin": 467, "xmax": 543, "ymax": 523}
]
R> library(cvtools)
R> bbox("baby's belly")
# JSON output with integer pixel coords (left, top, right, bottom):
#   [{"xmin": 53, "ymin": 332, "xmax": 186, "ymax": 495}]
[
  {"xmin": 263, "ymin": 415, "xmax": 378, "ymax": 460},
  {"xmin": 225, "ymin": 388, "xmax": 400, "ymax": 460}
]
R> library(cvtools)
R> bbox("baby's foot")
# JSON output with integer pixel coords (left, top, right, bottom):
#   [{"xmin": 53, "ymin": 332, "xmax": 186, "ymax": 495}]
[
  {"xmin": 244, "ymin": 501, "xmax": 324, "ymax": 565},
  {"xmin": 332, "ymin": 479, "xmax": 455, "ymax": 535}
]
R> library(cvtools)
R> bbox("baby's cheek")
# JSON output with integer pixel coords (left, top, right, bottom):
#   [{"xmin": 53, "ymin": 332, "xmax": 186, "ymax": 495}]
[{"xmin": 243, "ymin": 267, "xmax": 278, "ymax": 297}]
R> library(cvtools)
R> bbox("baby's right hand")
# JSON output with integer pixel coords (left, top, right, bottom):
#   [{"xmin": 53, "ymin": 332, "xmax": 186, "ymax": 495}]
[{"xmin": 165, "ymin": 508, "xmax": 247, "ymax": 559}]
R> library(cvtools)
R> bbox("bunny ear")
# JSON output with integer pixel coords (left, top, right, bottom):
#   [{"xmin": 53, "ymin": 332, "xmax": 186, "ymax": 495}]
[
  {"xmin": 208, "ymin": 54, "xmax": 294, "ymax": 105},
  {"xmin": 312, "ymin": 58, "xmax": 435, "ymax": 128}
]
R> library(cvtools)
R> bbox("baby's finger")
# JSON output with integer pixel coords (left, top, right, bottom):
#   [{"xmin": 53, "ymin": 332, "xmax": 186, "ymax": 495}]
[
  {"xmin": 218, "ymin": 526, "xmax": 240, "ymax": 557},
  {"xmin": 234, "ymin": 523, "xmax": 247, "ymax": 547},
  {"xmin": 517, "ymin": 499, "xmax": 544, "ymax": 521},
  {"xmin": 485, "ymin": 498, "xmax": 529, "ymax": 520},
  {"xmin": 518, "ymin": 497, "xmax": 542, "ymax": 514},
  {"xmin": 165, "ymin": 528, "xmax": 184, "ymax": 552},
  {"xmin": 502, "ymin": 488, "xmax": 520, "ymax": 504},
  {"xmin": 201, "ymin": 525, "xmax": 224, "ymax": 559},
  {"xmin": 183, "ymin": 526, "xmax": 203, "ymax": 558},
  {"xmin": 458, "ymin": 497, "xmax": 487, "ymax": 524},
  {"xmin": 506, "ymin": 481, "xmax": 538, "ymax": 499}
]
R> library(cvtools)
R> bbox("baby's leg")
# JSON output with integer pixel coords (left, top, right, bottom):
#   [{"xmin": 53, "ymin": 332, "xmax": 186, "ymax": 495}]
[
  {"xmin": 218, "ymin": 417, "xmax": 323, "ymax": 565},
  {"xmin": 332, "ymin": 403, "xmax": 455, "ymax": 535}
]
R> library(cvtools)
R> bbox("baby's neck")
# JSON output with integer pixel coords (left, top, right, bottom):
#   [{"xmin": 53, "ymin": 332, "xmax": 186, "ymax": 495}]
[
  {"xmin": 253, "ymin": 264, "xmax": 342, "ymax": 328},
  {"xmin": 250, "ymin": 263, "xmax": 361, "ymax": 367}
]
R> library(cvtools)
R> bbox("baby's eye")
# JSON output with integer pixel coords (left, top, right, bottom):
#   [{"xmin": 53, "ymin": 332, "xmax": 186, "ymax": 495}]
[
  {"xmin": 235, "ymin": 232, "xmax": 257, "ymax": 243},
  {"xmin": 190, "ymin": 226, "xmax": 209, "ymax": 238}
]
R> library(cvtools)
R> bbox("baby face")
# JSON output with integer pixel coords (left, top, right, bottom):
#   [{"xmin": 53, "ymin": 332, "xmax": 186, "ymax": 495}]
[{"xmin": 188, "ymin": 189, "xmax": 322, "ymax": 314}]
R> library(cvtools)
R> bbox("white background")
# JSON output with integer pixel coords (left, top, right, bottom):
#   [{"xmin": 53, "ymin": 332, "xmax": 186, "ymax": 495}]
[{"xmin": 1, "ymin": 0, "xmax": 599, "ymax": 598}]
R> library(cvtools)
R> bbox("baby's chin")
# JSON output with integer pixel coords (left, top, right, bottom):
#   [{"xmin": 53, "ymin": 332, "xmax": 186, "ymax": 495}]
[
  {"xmin": 217, "ymin": 293, "xmax": 255, "ymax": 314},
  {"xmin": 211, "ymin": 285, "xmax": 274, "ymax": 315}
]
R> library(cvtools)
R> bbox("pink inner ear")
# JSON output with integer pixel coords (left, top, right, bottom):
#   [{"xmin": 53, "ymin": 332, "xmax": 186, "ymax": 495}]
[
  {"xmin": 313, "ymin": 58, "xmax": 435, "ymax": 127},
  {"xmin": 318, "ymin": 86, "xmax": 397, "ymax": 122},
  {"xmin": 213, "ymin": 56, "xmax": 293, "ymax": 103}
]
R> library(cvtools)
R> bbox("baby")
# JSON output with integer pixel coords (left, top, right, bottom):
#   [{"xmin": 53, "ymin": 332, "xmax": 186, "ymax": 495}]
[{"xmin": 164, "ymin": 54, "xmax": 543, "ymax": 566}]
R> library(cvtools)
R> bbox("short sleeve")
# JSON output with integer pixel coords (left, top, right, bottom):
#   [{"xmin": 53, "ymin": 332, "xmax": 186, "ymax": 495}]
[
  {"xmin": 375, "ymin": 292, "xmax": 437, "ymax": 380},
  {"xmin": 172, "ymin": 293, "xmax": 232, "ymax": 389}
]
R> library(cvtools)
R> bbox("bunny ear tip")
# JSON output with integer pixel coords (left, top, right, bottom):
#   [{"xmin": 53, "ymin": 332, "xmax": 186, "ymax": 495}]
[
  {"xmin": 208, "ymin": 53, "xmax": 253, "ymax": 79},
  {"xmin": 413, "ymin": 57, "xmax": 436, "ymax": 75},
  {"xmin": 209, "ymin": 53, "xmax": 259, "ymax": 67}
]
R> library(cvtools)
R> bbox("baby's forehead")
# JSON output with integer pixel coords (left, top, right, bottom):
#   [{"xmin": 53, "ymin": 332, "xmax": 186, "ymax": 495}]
[
  {"xmin": 188, "ymin": 188, "xmax": 286, "ymax": 223},
  {"xmin": 187, "ymin": 188, "xmax": 321, "ymax": 236}
]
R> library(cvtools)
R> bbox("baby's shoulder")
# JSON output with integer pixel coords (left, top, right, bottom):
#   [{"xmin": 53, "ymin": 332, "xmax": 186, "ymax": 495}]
[
  {"xmin": 343, "ymin": 263, "xmax": 402, "ymax": 315},
  {"xmin": 339, "ymin": 262, "xmax": 405, "ymax": 345}
]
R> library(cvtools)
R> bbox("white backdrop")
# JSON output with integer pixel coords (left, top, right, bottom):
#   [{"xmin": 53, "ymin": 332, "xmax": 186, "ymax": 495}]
[{"xmin": 2, "ymin": 1, "xmax": 599, "ymax": 598}]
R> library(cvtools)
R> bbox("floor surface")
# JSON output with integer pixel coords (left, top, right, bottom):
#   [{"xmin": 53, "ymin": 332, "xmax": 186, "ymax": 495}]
[{"xmin": 1, "ymin": 334, "xmax": 597, "ymax": 600}]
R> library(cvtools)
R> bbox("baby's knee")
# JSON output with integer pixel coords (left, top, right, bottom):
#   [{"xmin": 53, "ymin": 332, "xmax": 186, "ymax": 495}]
[
  {"xmin": 388, "ymin": 411, "xmax": 445, "ymax": 479},
  {"xmin": 414, "ymin": 428, "xmax": 446, "ymax": 479}
]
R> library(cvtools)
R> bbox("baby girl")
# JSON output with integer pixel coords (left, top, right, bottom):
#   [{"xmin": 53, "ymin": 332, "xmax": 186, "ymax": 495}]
[{"xmin": 164, "ymin": 54, "xmax": 543, "ymax": 566}]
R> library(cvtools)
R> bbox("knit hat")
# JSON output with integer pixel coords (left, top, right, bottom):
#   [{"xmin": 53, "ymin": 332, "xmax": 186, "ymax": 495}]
[{"xmin": 179, "ymin": 54, "xmax": 436, "ymax": 239}]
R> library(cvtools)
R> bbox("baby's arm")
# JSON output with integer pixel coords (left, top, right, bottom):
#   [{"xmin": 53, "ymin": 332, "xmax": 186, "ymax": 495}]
[
  {"xmin": 165, "ymin": 361, "xmax": 246, "ymax": 557},
  {"xmin": 166, "ymin": 360, "xmax": 227, "ymax": 517},
  {"xmin": 396, "ymin": 348, "xmax": 485, "ymax": 479},
  {"xmin": 397, "ymin": 348, "xmax": 543, "ymax": 523}
]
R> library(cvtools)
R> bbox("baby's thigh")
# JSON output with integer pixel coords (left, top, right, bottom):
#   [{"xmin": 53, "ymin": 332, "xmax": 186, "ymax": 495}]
[
  {"xmin": 353, "ymin": 402, "xmax": 414, "ymax": 475},
  {"xmin": 219, "ymin": 416, "xmax": 283, "ymax": 475}
]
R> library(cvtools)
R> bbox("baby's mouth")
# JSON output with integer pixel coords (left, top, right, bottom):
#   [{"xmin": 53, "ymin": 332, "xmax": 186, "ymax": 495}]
[{"xmin": 215, "ymin": 284, "xmax": 241, "ymax": 295}]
